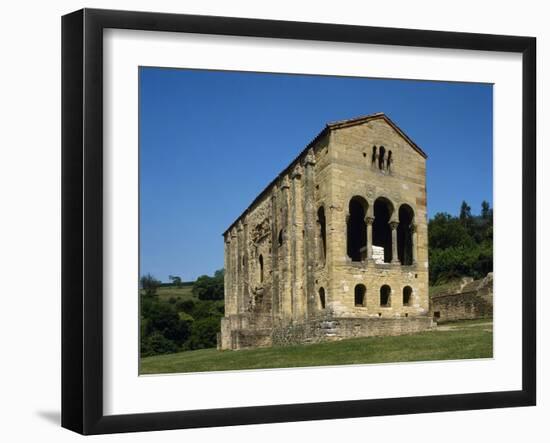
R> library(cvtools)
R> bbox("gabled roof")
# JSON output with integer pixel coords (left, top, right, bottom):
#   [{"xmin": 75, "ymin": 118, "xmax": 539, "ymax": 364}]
[
  {"xmin": 326, "ymin": 112, "xmax": 428, "ymax": 158},
  {"xmin": 223, "ymin": 113, "xmax": 426, "ymax": 236}
]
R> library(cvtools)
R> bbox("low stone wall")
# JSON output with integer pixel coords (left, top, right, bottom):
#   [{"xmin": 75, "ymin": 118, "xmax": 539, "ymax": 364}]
[
  {"xmin": 431, "ymin": 292, "xmax": 492, "ymax": 322},
  {"xmin": 230, "ymin": 329, "xmax": 273, "ymax": 349},
  {"xmin": 430, "ymin": 273, "xmax": 493, "ymax": 323},
  {"xmin": 218, "ymin": 313, "xmax": 274, "ymax": 350},
  {"xmin": 272, "ymin": 314, "xmax": 434, "ymax": 347},
  {"xmin": 220, "ymin": 309, "xmax": 435, "ymax": 350}
]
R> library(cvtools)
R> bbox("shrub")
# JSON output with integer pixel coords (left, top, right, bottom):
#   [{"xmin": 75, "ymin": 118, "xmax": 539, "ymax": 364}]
[
  {"xmin": 192, "ymin": 269, "xmax": 224, "ymax": 301},
  {"xmin": 140, "ymin": 273, "xmax": 161, "ymax": 297},
  {"xmin": 186, "ymin": 317, "xmax": 221, "ymax": 350},
  {"xmin": 176, "ymin": 299, "xmax": 195, "ymax": 313},
  {"xmin": 144, "ymin": 301, "xmax": 191, "ymax": 345},
  {"xmin": 141, "ymin": 331, "xmax": 179, "ymax": 357},
  {"xmin": 428, "ymin": 202, "xmax": 493, "ymax": 284}
]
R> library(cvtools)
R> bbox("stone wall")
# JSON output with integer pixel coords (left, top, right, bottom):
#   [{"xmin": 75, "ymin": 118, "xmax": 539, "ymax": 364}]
[
  {"xmin": 430, "ymin": 273, "xmax": 493, "ymax": 322},
  {"xmin": 272, "ymin": 312, "xmax": 434, "ymax": 347},
  {"xmin": 220, "ymin": 113, "xmax": 432, "ymax": 350}
]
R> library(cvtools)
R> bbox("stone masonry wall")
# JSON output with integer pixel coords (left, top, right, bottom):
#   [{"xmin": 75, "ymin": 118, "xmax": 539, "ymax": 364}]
[
  {"xmin": 272, "ymin": 311, "xmax": 433, "ymax": 347},
  {"xmin": 220, "ymin": 114, "xmax": 432, "ymax": 350},
  {"xmin": 430, "ymin": 273, "xmax": 493, "ymax": 322}
]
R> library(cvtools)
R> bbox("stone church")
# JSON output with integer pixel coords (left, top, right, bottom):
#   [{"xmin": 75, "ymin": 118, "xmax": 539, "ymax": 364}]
[{"xmin": 219, "ymin": 113, "xmax": 433, "ymax": 350}]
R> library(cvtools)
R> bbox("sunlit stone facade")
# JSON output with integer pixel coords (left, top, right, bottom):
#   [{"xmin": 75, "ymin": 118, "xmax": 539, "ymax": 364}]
[{"xmin": 219, "ymin": 113, "xmax": 433, "ymax": 350}]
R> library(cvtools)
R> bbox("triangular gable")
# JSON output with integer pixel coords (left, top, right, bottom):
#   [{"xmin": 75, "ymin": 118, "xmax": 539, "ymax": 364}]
[
  {"xmin": 223, "ymin": 112, "xmax": 426, "ymax": 235},
  {"xmin": 327, "ymin": 113, "xmax": 427, "ymax": 159}
]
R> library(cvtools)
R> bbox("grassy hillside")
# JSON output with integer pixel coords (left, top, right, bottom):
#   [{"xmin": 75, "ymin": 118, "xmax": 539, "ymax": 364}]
[
  {"xmin": 147, "ymin": 285, "xmax": 195, "ymax": 302},
  {"xmin": 429, "ymin": 279, "xmax": 463, "ymax": 297},
  {"xmin": 140, "ymin": 319, "xmax": 492, "ymax": 375}
]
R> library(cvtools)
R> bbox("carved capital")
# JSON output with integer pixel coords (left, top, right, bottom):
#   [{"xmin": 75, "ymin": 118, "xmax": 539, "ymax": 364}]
[
  {"xmin": 304, "ymin": 147, "xmax": 316, "ymax": 166},
  {"xmin": 291, "ymin": 164, "xmax": 303, "ymax": 179},
  {"xmin": 389, "ymin": 221, "xmax": 399, "ymax": 230},
  {"xmin": 280, "ymin": 175, "xmax": 290, "ymax": 190},
  {"xmin": 364, "ymin": 216, "xmax": 375, "ymax": 225},
  {"xmin": 410, "ymin": 223, "xmax": 417, "ymax": 233}
]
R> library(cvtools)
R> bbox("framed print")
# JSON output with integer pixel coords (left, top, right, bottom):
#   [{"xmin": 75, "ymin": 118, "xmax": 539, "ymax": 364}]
[{"xmin": 61, "ymin": 8, "xmax": 536, "ymax": 435}]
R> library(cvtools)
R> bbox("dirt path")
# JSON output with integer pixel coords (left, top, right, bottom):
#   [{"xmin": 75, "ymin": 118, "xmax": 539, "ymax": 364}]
[{"xmin": 435, "ymin": 320, "xmax": 493, "ymax": 332}]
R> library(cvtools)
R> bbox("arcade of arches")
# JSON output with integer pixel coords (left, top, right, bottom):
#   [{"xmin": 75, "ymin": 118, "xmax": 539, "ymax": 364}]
[{"xmin": 346, "ymin": 197, "xmax": 417, "ymax": 265}]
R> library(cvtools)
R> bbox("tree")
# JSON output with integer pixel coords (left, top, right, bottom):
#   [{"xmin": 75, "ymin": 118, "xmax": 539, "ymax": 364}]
[
  {"xmin": 481, "ymin": 200, "xmax": 491, "ymax": 219},
  {"xmin": 145, "ymin": 302, "xmax": 191, "ymax": 344},
  {"xmin": 141, "ymin": 331, "xmax": 179, "ymax": 357},
  {"xmin": 192, "ymin": 269, "xmax": 224, "ymax": 301},
  {"xmin": 185, "ymin": 317, "xmax": 221, "ymax": 350},
  {"xmin": 168, "ymin": 275, "xmax": 182, "ymax": 287},
  {"xmin": 459, "ymin": 200, "xmax": 472, "ymax": 224},
  {"xmin": 428, "ymin": 202, "xmax": 493, "ymax": 285},
  {"xmin": 140, "ymin": 273, "xmax": 161, "ymax": 297},
  {"xmin": 428, "ymin": 212, "xmax": 472, "ymax": 250}
]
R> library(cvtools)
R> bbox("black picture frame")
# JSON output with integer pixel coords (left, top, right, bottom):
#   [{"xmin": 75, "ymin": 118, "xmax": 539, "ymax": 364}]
[{"xmin": 61, "ymin": 8, "xmax": 536, "ymax": 435}]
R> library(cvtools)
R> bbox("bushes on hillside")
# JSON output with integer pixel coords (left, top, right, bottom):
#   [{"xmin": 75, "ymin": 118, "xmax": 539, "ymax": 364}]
[
  {"xmin": 140, "ymin": 273, "xmax": 161, "ymax": 297},
  {"xmin": 185, "ymin": 317, "xmax": 221, "ymax": 350},
  {"xmin": 141, "ymin": 331, "xmax": 179, "ymax": 356},
  {"xmin": 429, "ymin": 201, "xmax": 493, "ymax": 285},
  {"xmin": 140, "ymin": 270, "xmax": 225, "ymax": 357},
  {"xmin": 192, "ymin": 269, "xmax": 224, "ymax": 300}
]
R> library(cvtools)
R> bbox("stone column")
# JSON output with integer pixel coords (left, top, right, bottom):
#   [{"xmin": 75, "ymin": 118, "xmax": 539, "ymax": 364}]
[
  {"xmin": 291, "ymin": 164, "xmax": 304, "ymax": 321},
  {"xmin": 242, "ymin": 217, "xmax": 249, "ymax": 312},
  {"xmin": 365, "ymin": 215, "xmax": 374, "ymax": 261},
  {"xmin": 271, "ymin": 186, "xmax": 280, "ymax": 320},
  {"xmin": 411, "ymin": 223, "xmax": 418, "ymax": 265},
  {"xmin": 224, "ymin": 235, "xmax": 232, "ymax": 314},
  {"xmin": 303, "ymin": 148, "xmax": 316, "ymax": 318},
  {"xmin": 236, "ymin": 221, "xmax": 244, "ymax": 313},
  {"xmin": 231, "ymin": 229, "xmax": 238, "ymax": 313},
  {"xmin": 389, "ymin": 220, "xmax": 400, "ymax": 265},
  {"xmin": 280, "ymin": 176, "xmax": 291, "ymax": 319}
]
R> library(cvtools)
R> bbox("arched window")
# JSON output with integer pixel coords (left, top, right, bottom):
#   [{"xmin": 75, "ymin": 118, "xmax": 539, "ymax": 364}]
[
  {"xmin": 354, "ymin": 284, "xmax": 366, "ymax": 307},
  {"xmin": 403, "ymin": 286, "xmax": 413, "ymax": 306},
  {"xmin": 258, "ymin": 254, "xmax": 264, "ymax": 283},
  {"xmin": 346, "ymin": 197, "xmax": 368, "ymax": 262},
  {"xmin": 380, "ymin": 285, "xmax": 391, "ymax": 306},
  {"xmin": 371, "ymin": 145, "xmax": 378, "ymax": 165},
  {"xmin": 278, "ymin": 229, "xmax": 283, "ymax": 247},
  {"xmin": 378, "ymin": 146, "xmax": 386, "ymax": 170},
  {"xmin": 317, "ymin": 206, "xmax": 327, "ymax": 265},
  {"xmin": 319, "ymin": 287, "xmax": 326, "ymax": 309},
  {"xmin": 373, "ymin": 197, "xmax": 394, "ymax": 262},
  {"xmin": 397, "ymin": 204, "xmax": 414, "ymax": 265},
  {"xmin": 387, "ymin": 150, "xmax": 393, "ymax": 172}
]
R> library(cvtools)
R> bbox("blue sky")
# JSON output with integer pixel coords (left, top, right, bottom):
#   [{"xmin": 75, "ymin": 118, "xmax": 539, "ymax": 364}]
[{"xmin": 139, "ymin": 67, "xmax": 492, "ymax": 282}]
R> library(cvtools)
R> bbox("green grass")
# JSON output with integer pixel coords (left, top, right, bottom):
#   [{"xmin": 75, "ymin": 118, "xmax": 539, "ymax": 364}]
[
  {"xmin": 140, "ymin": 319, "xmax": 493, "ymax": 375},
  {"xmin": 143, "ymin": 285, "xmax": 196, "ymax": 302},
  {"xmin": 429, "ymin": 281, "xmax": 454, "ymax": 297}
]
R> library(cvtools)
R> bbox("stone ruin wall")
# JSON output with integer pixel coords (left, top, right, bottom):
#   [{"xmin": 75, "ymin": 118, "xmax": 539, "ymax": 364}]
[
  {"xmin": 430, "ymin": 273, "xmax": 493, "ymax": 323},
  {"xmin": 220, "ymin": 114, "xmax": 433, "ymax": 350}
]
